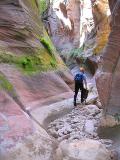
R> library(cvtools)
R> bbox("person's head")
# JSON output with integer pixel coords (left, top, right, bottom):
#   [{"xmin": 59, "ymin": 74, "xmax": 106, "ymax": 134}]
[{"xmin": 80, "ymin": 67, "xmax": 85, "ymax": 73}]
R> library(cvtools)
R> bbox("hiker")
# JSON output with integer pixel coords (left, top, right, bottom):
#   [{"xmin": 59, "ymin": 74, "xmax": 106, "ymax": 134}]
[{"xmin": 74, "ymin": 67, "xmax": 87, "ymax": 106}]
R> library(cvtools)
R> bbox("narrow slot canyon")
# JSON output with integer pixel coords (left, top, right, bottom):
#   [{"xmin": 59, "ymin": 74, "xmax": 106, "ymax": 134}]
[{"xmin": 0, "ymin": 0, "xmax": 120, "ymax": 160}]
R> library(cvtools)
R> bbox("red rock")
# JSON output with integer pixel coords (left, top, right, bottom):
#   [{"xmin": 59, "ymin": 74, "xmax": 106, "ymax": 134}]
[
  {"xmin": 48, "ymin": 0, "xmax": 80, "ymax": 53},
  {"xmin": 57, "ymin": 70, "xmax": 74, "ymax": 90},
  {"xmin": 96, "ymin": 71, "xmax": 112, "ymax": 108},
  {"xmin": 96, "ymin": 0, "xmax": 120, "ymax": 115},
  {"xmin": 0, "ymin": 90, "xmax": 34, "ymax": 150},
  {"xmin": 0, "ymin": 64, "xmax": 73, "ymax": 111},
  {"xmin": 86, "ymin": 56, "xmax": 98, "ymax": 75}
]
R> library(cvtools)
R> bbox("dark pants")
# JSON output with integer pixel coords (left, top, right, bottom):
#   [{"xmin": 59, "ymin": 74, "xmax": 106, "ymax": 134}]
[{"xmin": 74, "ymin": 81, "xmax": 84, "ymax": 104}]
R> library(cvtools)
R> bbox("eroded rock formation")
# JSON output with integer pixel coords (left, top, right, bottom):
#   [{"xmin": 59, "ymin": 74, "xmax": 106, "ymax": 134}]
[
  {"xmin": 96, "ymin": 0, "xmax": 120, "ymax": 116},
  {"xmin": 55, "ymin": 139, "xmax": 112, "ymax": 160},
  {"xmin": 92, "ymin": 0, "xmax": 110, "ymax": 54},
  {"xmin": 48, "ymin": 0, "xmax": 80, "ymax": 54},
  {"xmin": 0, "ymin": 0, "xmax": 73, "ymax": 159},
  {"xmin": 47, "ymin": 0, "xmax": 110, "ymax": 62}
]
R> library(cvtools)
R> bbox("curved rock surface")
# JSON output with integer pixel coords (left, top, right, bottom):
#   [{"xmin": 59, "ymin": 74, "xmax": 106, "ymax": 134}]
[
  {"xmin": 1, "ymin": 0, "xmax": 120, "ymax": 159},
  {"xmin": 96, "ymin": 0, "xmax": 120, "ymax": 116},
  {"xmin": 48, "ymin": 0, "xmax": 80, "ymax": 53},
  {"xmin": 0, "ymin": 89, "xmax": 57, "ymax": 160},
  {"xmin": 47, "ymin": 0, "xmax": 110, "ymax": 66},
  {"xmin": 55, "ymin": 139, "xmax": 112, "ymax": 160},
  {"xmin": 0, "ymin": 64, "xmax": 73, "ymax": 109},
  {"xmin": 0, "ymin": 0, "xmax": 64, "ymax": 71},
  {"xmin": 0, "ymin": 0, "xmax": 73, "ymax": 159}
]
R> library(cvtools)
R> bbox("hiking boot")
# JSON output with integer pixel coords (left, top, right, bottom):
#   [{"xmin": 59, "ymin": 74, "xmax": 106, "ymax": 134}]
[
  {"xmin": 74, "ymin": 101, "xmax": 77, "ymax": 106},
  {"xmin": 81, "ymin": 99, "xmax": 84, "ymax": 103},
  {"xmin": 81, "ymin": 99, "xmax": 85, "ymax": 105}
]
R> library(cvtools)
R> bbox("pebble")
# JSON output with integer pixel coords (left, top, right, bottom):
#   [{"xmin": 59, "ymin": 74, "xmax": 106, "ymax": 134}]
[{"xmin": 47, "ymin": 105, "xmax": 112, "ymax": 145}]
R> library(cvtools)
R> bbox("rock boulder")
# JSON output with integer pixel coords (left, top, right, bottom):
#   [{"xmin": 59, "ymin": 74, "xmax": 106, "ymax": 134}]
[{"xmin": 55, "ymin": 139, "xmax": 112, "ymax": 160}]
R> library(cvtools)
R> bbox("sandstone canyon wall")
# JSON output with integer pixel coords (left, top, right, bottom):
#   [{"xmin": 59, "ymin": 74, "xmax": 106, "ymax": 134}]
[
  {"xmin": 1, "ymin": 0, "xmax": 120, "ymax": 159},
  {"xmin": 92, "ymin": 0, "xmax": 110, "ymax": 55},
  {"xmin": 48, "ymin": 0, "xmax": 80, "ymax": 55},
  {"xmin": 47, "ymin": 0, "xmax": 110, "ymax": 67},
  {"xmin": 96, "ymin": 0, "xmax": 120, "ymax": 116},
  {"xmin": 0, "ymin": 1, "xmax": 73, "ymax": 159},
  {"xmin": 46, "ymin": 0, "xmax": 120, "ymax": 118}
]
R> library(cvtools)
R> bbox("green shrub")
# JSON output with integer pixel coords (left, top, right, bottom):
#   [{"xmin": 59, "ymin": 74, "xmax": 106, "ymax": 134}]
[
  {"xmin": 38, "ymin": 0, "xmax": 48, "ymax": 14},
  {"xmin": 40, "ymin": 37, "xmax": 54, "ymax": 55},
  {"xmin": 69, "ymin": 46, "xmax": 84, "ymax": 58},
  {"xmin": 50, "ymin": 59, "xmax": 57, "ymax": 67},
  {"xmin": 0, "ymin": 46, "xmax": 57, "ymax": 74},
  {"xmin": 0, "ymin": 74, "xmax": 14, "ymax": 92},
  {"xmin": 19, "ymin": 57, "xmax": 33, "ymax": 69}
]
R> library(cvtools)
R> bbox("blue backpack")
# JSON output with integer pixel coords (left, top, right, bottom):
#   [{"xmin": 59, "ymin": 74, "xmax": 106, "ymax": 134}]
[{"xmin": 74, "ymin": 73, "xmax": 84, "ymax": 82}]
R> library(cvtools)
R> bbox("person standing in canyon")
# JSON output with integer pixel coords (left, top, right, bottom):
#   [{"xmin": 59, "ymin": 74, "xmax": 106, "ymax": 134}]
[{"xmin": 74, "ymin": 67, "xmax": 88, "ymax": 106}]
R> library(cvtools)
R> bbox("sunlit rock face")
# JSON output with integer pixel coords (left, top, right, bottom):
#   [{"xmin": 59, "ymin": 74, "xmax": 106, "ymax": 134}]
[
  {"xmin": 96, "ymin": 0, "xmax": 120, "ymax": 116},
  {"xmin": 48, "ymin": 0, "xmax": 80, "ymax": 54},
  {"xmin": 79, "ymin": 0, "xmax": 94, "ymax": 48},
  {"xmin": 80, "ymin": 0, "xmax": 110, "ymax": 57},
  {"xmin": 92, "ymin": 0, "xmax": 110, "ymax": 55},
  {"xmin": 83, "ymin": 0, "xmax": 110, "ymax": 74},
  {"xmin": 48, "ymin": 0, "xmax": 110, "ymax": 66},
  {"xmin": 48, "ymin": 0, "xmax": 94, "ymax": 52}
]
